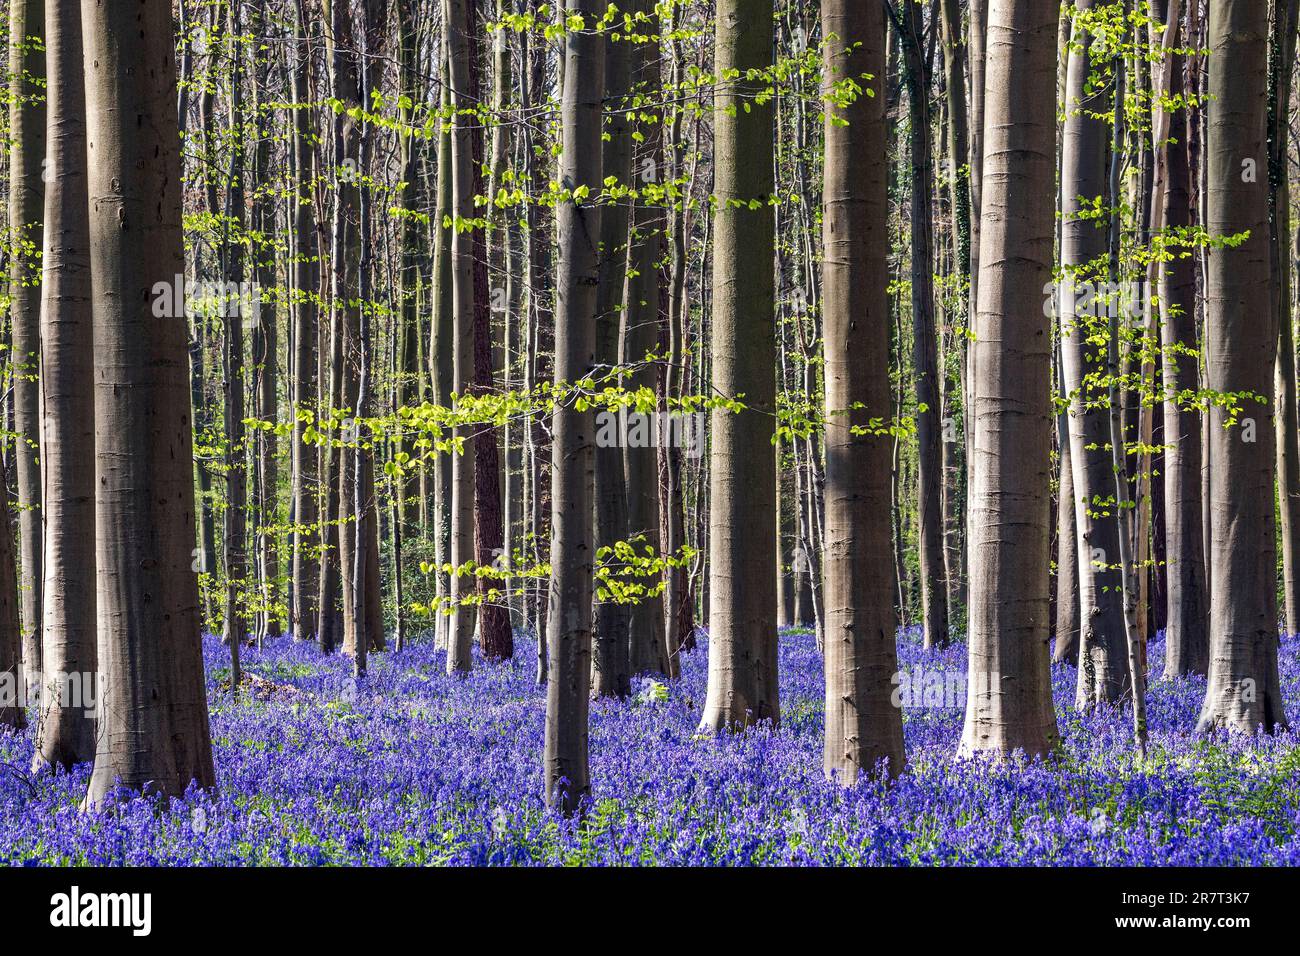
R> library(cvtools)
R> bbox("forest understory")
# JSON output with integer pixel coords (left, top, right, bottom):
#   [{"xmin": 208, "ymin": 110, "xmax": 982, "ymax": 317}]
[{"xmin": 3, "ymin": 625, "xmax": 1298, "ymax": 866}]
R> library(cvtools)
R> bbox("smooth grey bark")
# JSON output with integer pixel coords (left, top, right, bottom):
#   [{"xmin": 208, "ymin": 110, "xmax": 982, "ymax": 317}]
[
  {"xmin": 958, "ymin": 0, "xmax": 1061, "ymax": 759},
  {"xmin": 821, "ymin": 0, "xmax": 905, "ymax": 784},
  {"xmin": 0, "ymin": 459, "xmax": 23, "ymax": 730},
  {"xmin": 222, "ymin": 0, "xmax": 249, "ymax": 690},
  {"xmin": 429, "ymin": 41, "xmax": 454, "ymax": 653},
  {"xmin": 33, "ymin": 0, "xmax": 95, "ymax": 768},
  {"xmin": 939, "ymin": 0, "xmax": 971, "ymax": 622},
  {"xmin": 1054, "ymin": 401, "xmax": 1080, "ymax": 664},
  {"xmin": 543, "ymin": 0, "xmax": 604, "ymax": 814},
  {"xmin": 1197, "ymin": 0, "xmax": 1288, "ymax": 735},
  {"xmin": 445, "ymin": 0, "xmax": 478, "ymax": 674},
  {"xmin": 699, "ymin": 0, "xmax": 779, "ymax": 732},
  {"xmin": 8, "ymin": 0, "xmax": 45, "ymax": 694},
  {"xmin": 591, "ymin": 7, "xmax": 633, "ymax": 697},
  {"xmin": 1269, "ymin": 0, "xmax": 1300, "ymax": 636},
  {"xmin": 623, "ymin": 0, "xmax": 670, "ymax": 678},
  {"xmin": 290, "ymin": 1, "xmax": 320, "ymax": 641},
  {"xmin": 1059, "ymin": 0, "xmax": 1130, "ymax": 708},
  {"xmin": 892, "ymin": 0, "xmax": 950, "ymax": 650},
  {"xmin": 1159, "ymin": 2, "xmax": 1209, "ymax": 677},
  {"xmin": 83, "ymin": 0, "xmax": 215, "ymax": 804}
]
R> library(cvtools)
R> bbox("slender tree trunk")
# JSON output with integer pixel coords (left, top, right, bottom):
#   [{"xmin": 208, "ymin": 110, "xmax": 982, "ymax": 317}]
[
  {"xmin": 821, "ymin": 0, "xmax": 904, "ymax": 783},
  {"xmin": 591, "ymin": 3, "xmax": 633, "ymax": 695},
  {"xmin": 894, "ymin": 1, "xmax": 950, "ymax": 651},
  {"xmin": 1160, "ymin": 1, "xmax": 1209, "ymax": 677},
  {"xmin": 430, "ymin": 40, "xmax": 454, "ymax": 652},
  {"xmin": 959, "ymin": 0, "xmax": 1061, "ymax": 759},
  {"xmin": 8, "ymin": 0, "xmax": 46, "ymax": 693},
  {"xmin": 1197, "ymin": 0, "xmax": 1288, "ymax": 734},
  {"xmin": 290, "ymin": 0, "xmax": 320, "ymax": 641},
  {"xmin": 699, "ymin": 0, "xmax": 778, "ymax": 732},
  {"xmin": 221, "ymin": 0, "xmax": 249, "ymax": 690},
  {"xmin": 445, "ymin": 0, "xmax": 479, "ymax": 674},
  {"xmin": 1269, "ymin": 0, "xmax": 1300, "ymax": 635},
  {"xmin": 249, "ymin": 0, "xmax": 279, "ymax": 642},
  {"xmin": 543, "ymin": 0, "xmax": 604, "ymax": 814},
  {"xmin": 624, "ymin": 0, "xmax": 670, "ymax": 678},
  {"xmin": 1059, "ymin": 0, "xmax": 1130, "ymax": 708},
  {"xmin": 33, "ymin": 0, "xmax": 95, "ymax": 767},
  {"xmin": 939, "ymin": 0, "xmax": 971, "ymax": 625},
  {"xmin": 83, "ymin": 0, "xmax": 216, "ymax": 804},
  {"xmin": 463, "ymin": 0, "xmax": 512, "ymax": 663},
  {"xmin": 0, "ymin": 459, "xmax": 24, "ymax": 731},
  {"xmin": 1054, "ymin": 395, "xmax": 1080, "ymax": 664}
]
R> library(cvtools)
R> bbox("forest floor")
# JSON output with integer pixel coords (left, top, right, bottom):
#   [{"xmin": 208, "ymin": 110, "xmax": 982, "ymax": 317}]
[{"xmin": 2, "ymin": 625, "xmax": 1298, "ymax": 864}]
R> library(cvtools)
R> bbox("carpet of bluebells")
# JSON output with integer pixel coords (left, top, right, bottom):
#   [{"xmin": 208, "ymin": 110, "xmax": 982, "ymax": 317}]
[{"xmin": 1, "ymin": 625, "xmax": 1298, "ymax": 865}]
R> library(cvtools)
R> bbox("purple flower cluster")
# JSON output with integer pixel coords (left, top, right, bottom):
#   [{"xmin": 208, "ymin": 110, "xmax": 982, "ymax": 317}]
[{"xmin": 1, "ymin": 627, "xmax": 1296, "ymax": 865}]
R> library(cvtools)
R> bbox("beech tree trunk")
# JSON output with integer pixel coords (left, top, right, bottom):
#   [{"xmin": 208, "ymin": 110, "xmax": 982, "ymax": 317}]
[
  {"xmin": 1197, "ymin": 0, "xmax": 1288, "ymax": 735},
  {"xmin": 699, "ymin": 0, "xmax": 779, "ymax": 732},
  {"xmin": 445, "ymin": 0, "xmax": 479, "ymax": 674},
  {"xmin": 290, "ymin": 1, "xmax": 320, "ymax": 641},
  {"xmin": 1059, "ymin": 0, "xmax": 1130, "ymax": 707},
  {"xmin": 894, "ymin": 0, "xmax": 950, "ymax": 651},
  {"xmin": 8, "ymin": 0, "xmax": 45, "ymax": 693},
  {"xmin": 1268, "ymin": 0, "xmax": 1300, "ymax": 636},
  {"xmin": 33, "ymin": 0, "xmax": 95, "ymax": 768},
  {"xmin": 0, "ymin": 459, "xmax": 23, "ymax": 731},
  {"xmin": 83, "ymin": 0, "xmax": 216, "ymax": 804},
  {"xmin": 1160, "ymin": 2, "xmax": 1209, "ymax": 677},
  {"xmin": 623, "ymin": 0, "xmax": 670, "ymax": 678},
  {"xmin": 821, "ymin": 0, "xmax": 904, "ymax": 783},
  {"xmin": 543, "ymin": 0, "xmax": 604, "ymax": 814},
  {"xmin": 591, "ymin": 1, "xmax": 633, "ymax": 696},
  {"xmin": 958, "ymin": 0, "xmax": 1060, "ymax": 759}
]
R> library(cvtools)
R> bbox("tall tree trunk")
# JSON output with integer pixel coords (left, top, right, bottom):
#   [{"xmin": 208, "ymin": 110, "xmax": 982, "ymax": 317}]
[
  {"xmin": 221, "ymin": 0, "xmax": 249, "ymax": 690},
  {"xmin": 8, "ymin": 0, "xmax": 46, "ymax": 694},
  {"xmin": 958, "ymin": 0, "xmax": 1061, "ymax": 759},
  {"xmin": 543, "ymin": 0, "xmax": 604, "ymax": 814},
  {"xmin": 821, "ymin": 0, "xmax": 904, "ymax": 783},
  {"xmin": 939, "ymin": 0, "xmax": 971, "ymax": 626},
  {"xmin": 662, "ymin": 0, "xmax": 695, "ymax": 657},
  {"xmin": 1269, "ymin": 0, "xmax": 1300, "ymax": 635},
  {"xmin": 1197, "ymin": 0, "xmax": 1288, "ymax": 734},
  {"xmin": 250, "ymin": 0, "xmax": 279, "ymax": 642},
  {"xmin": 1054, "ymin": 393, "xmax": 1080, "ymax": 664},
  {"xmin": 290, "ymin": 0, "xmax": 320, "ymax": 641},
  {"xmin": 33, "ymin": 0, "xmax": 95, "ymax": 767},
  {"xmin": 894, "ymin": 0, "xmax": 950, "ymax": 651},
  {"xmin": 623, "ymin": 0, "xmax": 670, "ymax": 678},
  {"xmin": 464, "ymin": 0, "xmax": 512, "ymax": 663},
  {"xmin": 445, "ymin": 0, "xmax": 479, "ymax": 674},
  {"xmin": 1059, "ymin": 0, "xmax": 1130, "ymax": 708},
  {"xmin": 1160, "ymin": 1, "xmax": 1209, "ymax": 677},
  {"xmin": 0, "ymin": 459, "xmax": 24, "ymax": 731},
  {"xmin": 83, "ymin": 0, "xmax": 216, "ymax": 804},
  {"xmin": 699, "ymin": 0, "xmax": 778, "ymax": 731},
  {"xmin": 591, "ymin": 0, "xmax": 634, "ymax": 696},
  {"xmin": 430, "ymin": 38, "xmax": 454, "ymax": 652}
]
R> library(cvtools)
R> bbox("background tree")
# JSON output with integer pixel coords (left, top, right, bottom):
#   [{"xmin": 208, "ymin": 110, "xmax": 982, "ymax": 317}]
[
  {"xmin": 32, "ymin": 0, "xmax": 94, "ymax": 767},
  {"xmin": 7, "ymin": 0, "xmax": 44, "ymax": 693}
]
